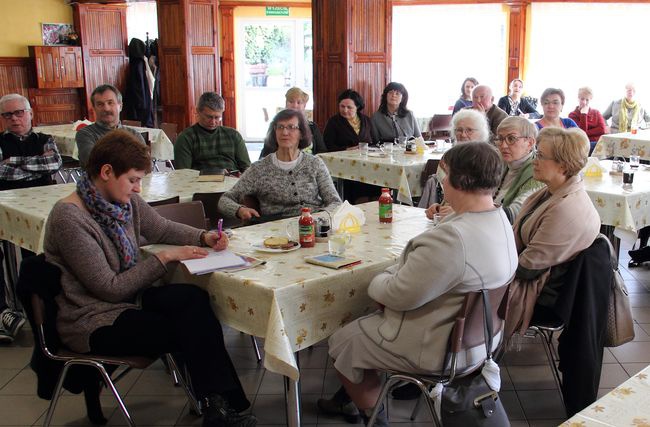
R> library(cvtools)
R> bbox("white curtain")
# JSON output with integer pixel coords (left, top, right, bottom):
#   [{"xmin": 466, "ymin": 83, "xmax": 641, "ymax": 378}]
[{"xmin": 126, "ymin": 2, "xmax": 158, "ymax": 42}]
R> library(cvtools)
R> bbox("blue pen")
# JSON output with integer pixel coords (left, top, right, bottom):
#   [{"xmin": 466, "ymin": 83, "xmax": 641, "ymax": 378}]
[{"xmin": 217, "ymin": 218, "xmax": 223, "ymax": 239}]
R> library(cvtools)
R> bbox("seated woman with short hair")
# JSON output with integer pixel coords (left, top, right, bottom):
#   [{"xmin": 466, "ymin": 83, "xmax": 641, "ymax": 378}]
[
  {"xmin": 219, "ymin": 109, "xmax": 341, "ymax": 222},
  {"xmin": 494, "ymin": 116, "xmax": 546, "ymax": 223},
  {"xmin": 44, "ymin": 130, "xmax": 256, "ymax": 427},
  {"xmin": 318, "ymin": 142, "xmax": 518, "ymax": 426}
]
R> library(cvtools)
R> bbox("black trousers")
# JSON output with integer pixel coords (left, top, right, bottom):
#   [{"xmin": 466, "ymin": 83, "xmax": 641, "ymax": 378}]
[
  {"xmin": 0, "ymin": 245, "xmax": 34, "ymax": 312},
  {"xmin": 88, "ymin": 284, "xmax": 250, "ymax": 411}
]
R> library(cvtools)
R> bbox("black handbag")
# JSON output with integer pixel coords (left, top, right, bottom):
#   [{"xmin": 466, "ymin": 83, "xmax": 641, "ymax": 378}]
[{"xmin": 441, "ymin": 290, "xmax": 510, "ymax": 426}]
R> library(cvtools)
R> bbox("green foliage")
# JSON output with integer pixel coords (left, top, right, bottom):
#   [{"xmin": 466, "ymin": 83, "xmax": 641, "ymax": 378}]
[{"xmin": 244, "ymin": 25, "xmax": 290, "ymax": 65}]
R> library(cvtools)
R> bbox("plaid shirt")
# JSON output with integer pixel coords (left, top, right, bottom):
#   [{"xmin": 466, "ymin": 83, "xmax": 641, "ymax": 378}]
[{"xmin": 0, "ymin": 130, "xmax": 62, "ymax": 182}]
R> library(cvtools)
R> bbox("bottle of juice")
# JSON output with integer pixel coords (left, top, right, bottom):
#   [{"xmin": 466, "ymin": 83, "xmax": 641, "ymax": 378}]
[
  {"xmin": 298, "ymin": 207, "xmax": 315, "ymax": 247},
  {"xmin": 378, "ymin": 188, "xmax": 393, "ymax": 223}
]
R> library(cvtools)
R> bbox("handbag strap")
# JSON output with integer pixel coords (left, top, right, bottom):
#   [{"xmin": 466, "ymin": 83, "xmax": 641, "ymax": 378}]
[{"xmin": 480, "ymin": 289, "xmax": 494, "ymax": 360}]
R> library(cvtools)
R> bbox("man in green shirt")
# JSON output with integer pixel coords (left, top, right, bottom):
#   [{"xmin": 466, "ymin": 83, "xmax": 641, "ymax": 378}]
[{"xmin": 174, "ymin": 92, "xmax": 251, "ymax": 173}]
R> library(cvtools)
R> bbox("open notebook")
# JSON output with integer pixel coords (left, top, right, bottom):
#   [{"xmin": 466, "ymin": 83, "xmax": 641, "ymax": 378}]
[{"xmin": 181, "ymin": 249, "xmax": 247, "ymax": 275}]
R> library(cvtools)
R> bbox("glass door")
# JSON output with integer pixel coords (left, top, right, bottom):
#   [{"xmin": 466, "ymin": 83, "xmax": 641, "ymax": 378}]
[{"xmin": 235, "ymin": 18, "xmax": 313, "ymax": 140}]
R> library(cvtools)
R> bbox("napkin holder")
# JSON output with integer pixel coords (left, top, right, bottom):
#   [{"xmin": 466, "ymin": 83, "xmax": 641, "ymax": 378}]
[
  {"xmin": 332, "ymin": 201, "xmax": 365, "ymax": 234},
  {"xmin": 583, "ymin": 157, "xmax": 606, "ymax": 178}
]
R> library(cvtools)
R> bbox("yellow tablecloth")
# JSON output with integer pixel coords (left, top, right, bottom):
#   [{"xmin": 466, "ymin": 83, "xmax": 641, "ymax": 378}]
[
  {"xmin": 563, "ymin": 364, "xmax": 650, "ymax": 426},
  {"xmin": 583, "ymin": 161, "xmax": 650, "ymax": 234},
  {"xmin": 150, "ymin": 203, "xmax": 431, "ymax": 380},
  {"xmin": 593, "ymin": 130, "xmax": 650, "ymax": 161},
  {"xmin": 0, "ymin": 169, "xmax": 237, "ymax": 252},
  {"xmin": 318, "ymin": 149, "xmax": 443, "ymax": 205},
  {"xmin": 34, "ymin": 123, "xmax": 175, "ymax": 160}
]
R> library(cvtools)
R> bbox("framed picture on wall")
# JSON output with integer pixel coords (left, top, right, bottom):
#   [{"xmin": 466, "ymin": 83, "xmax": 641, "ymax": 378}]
[{"xmin": 41, "ymin": 23, "xmax": 75, "ymax": 46}]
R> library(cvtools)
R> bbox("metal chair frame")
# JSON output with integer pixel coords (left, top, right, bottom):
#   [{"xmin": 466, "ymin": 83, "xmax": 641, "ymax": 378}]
[
  {"xmin": 525, "ymin": 322, "xmax": 566, "ymax": 410},
  {"xmin": 366, "ymin": 286, "xmax": 510, "ymax": 426}
]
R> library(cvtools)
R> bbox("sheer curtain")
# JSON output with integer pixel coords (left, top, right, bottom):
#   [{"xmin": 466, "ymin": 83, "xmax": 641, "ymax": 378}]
[
  {"xmin": 392, "ymin": 4, "xmax": 508, "ymax": 122},
  {"xmin": 525, "ymin": 2, "xmax": 650, "ymax": 114}
]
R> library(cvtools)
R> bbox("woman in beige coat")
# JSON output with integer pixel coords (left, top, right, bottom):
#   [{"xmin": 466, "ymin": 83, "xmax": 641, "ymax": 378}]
[{"xmin": 506, "ymin": 127, "xmax": 601, "ymax": 336}]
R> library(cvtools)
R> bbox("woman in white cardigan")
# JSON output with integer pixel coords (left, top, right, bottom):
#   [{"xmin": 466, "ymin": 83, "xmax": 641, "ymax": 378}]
[{"xmin": 317, "ymin": 143, "xmax": 518, "ymax": 426}]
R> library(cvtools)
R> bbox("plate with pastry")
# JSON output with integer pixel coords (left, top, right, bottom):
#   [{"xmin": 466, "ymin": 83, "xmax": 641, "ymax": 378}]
[{"xmin": 253, "ymin": 237, "xmax": 301, "ymax": 253}]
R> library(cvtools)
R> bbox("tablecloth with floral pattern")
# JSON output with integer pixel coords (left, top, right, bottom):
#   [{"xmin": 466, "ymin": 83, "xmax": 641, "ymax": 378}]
[
  {"xmin": 0, "ymin": 169, "xmax": 237, "ymax": 252},
  {"xmin": 593, "ymin": 130, "xmax": 650, "ymax": 161}
]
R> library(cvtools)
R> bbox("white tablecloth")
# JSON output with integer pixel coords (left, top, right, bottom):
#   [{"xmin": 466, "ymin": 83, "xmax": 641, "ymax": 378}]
[
  {"xmin": 593, "ymin": 130, "xmax": 650, "ymax": 161},
  {"xmin": 34, "ymin": 123, "xmax": 175, "ymax": 161}
]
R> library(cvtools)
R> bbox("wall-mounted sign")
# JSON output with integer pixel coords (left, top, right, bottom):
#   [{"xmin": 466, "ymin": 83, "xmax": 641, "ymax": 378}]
[{"xmin": 266, "ymin": 6, "xmax": 289, "ymax": 16}]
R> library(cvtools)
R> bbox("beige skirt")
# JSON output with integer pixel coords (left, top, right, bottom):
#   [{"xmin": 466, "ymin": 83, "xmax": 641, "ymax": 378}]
[{"xmin": 328, "ymin": 317, "xmax": 424, "ymax": 384}]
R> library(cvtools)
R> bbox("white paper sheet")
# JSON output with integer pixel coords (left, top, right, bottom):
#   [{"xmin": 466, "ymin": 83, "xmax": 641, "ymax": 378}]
[{"xmin": 180, "ymin": 250, "xmax": 246, "ymax": 275}]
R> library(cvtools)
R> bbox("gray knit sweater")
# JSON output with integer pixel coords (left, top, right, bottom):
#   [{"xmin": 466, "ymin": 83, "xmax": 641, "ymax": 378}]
[
  {"xmin": 218, "ymin": 153, "xmax": 341, "ymax": 219},
  {"xmin": 44, "ymin": 194, "xmax": 203, "ymax": 353}
]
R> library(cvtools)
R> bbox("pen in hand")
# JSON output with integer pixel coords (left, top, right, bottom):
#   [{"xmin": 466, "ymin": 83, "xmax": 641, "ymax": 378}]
[{"xmin": 217, "ymin": 218, "xmax": 223, "ymax": 240}]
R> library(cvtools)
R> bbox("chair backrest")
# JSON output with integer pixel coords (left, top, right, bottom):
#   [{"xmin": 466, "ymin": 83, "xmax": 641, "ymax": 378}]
[
  {"xmin": 427, "ymin": 114, "xmax": 452, "ymax": 133},
  {"xmin": 153, "ymin": 201, "xmax": 207, "ymax": 229},
  {"xmin": 122, "ymin": 120, "xmax": 142, "ymax": 127},
  {"xmin": 161, "ymin": 122, "xmax": 178, "ymax": 144},
  {"xmin": 148, "ymin": 196, "xmax": 180, "ymax": 207},
  {"xmin": 420, "ymin": 159, "xmax": 440, "ymax": 188},
  {"xmin": 446, "ymin": 285, "xmax": 509, "ymax": 379}
]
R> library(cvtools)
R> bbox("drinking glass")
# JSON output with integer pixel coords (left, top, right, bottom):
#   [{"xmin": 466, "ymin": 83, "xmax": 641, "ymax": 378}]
[
  {"xmin": 359, "ymin": 142, "xmax": 369, "ymax": 156},
  {"xmin": 328, "ymin": 232, "xmax": 352, "ymax": 256},
  {"xmin": 630, "ymin": 155, "xmax": 640, "ymax": 169}
]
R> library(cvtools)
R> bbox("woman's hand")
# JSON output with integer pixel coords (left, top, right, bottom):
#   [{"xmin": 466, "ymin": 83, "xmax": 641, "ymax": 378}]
[
  {"xmin": 425, "ymin": 203, "xmax": 454, "ymax": 220},
  {"xmin": 237, "ymin": 206, "xmax": 260, "ymax": 221},
  {"xmin": 155, "ymin": 246, "xmax": 208, "ymax": 265},
  {"xmin": 580, "ymin": 106, "xmax": 589, "ymax": 114},
  {"xmin": 203, "ymin": 231, "xmax": 229, "ymax": 251},
  {"xmin": 346, "ymin": 145, "xmax": 359, "ymax": 151}
]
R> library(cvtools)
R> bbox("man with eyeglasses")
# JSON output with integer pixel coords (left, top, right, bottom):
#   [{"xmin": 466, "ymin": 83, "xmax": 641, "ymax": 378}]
[
  {"xmin": 174, "ymin": 92, "xmax": 250, "ymax": 174},
  {"xmin": 466, "ymin": 85, "xmax": 508, "ymax": 141},
  {"xmin": 76, "ymin": 84, "xmax": 145, "ymax": 168},
  {"xmin": 0, "ymin": 93, "xmax": 63, "ymax": 343}
]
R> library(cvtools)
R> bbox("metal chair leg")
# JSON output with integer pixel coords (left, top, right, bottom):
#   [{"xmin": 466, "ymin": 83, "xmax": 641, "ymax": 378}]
[
  {"xmin": 166, "ymin": 354, "xmax": 202, "ymax": 416},
  {"xmin": 251, "ymin": 336, "xmax": 262, "ymax": 363}
]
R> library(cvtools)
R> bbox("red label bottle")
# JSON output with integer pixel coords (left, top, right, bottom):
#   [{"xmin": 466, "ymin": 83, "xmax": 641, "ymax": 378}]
[
  {"xmin": 378, "ymin": 188, "xmax": 393, "ymax": 223},
  {"xmin": 299, "ymin": 207, "xmax": 315, "ymax": 247}
]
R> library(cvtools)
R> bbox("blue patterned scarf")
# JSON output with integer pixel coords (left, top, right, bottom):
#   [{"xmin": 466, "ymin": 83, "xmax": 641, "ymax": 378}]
[{"xmin": 77, "ymin": 173, "xmax": 137, "ymax": 271}]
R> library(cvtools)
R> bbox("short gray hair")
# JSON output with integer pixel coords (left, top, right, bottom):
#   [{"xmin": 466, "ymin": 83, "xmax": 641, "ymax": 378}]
[
  {"xmin": 197, "ymin": 92, "xmax": 225, "ymax": 112},
  {"xmin": 451, "ymin": 109, "xmax": 490, "ymax": 143},
  {"xmin": 0, "ymin": 94, "xmax": 30, "ymax": 112},
  {"xmin": 497, "ymin": 116, "xmax": 538, "ymax": 139},
  {"xmin": 91, "ymin": 84, "xmax": 122, "ymax": 106}
]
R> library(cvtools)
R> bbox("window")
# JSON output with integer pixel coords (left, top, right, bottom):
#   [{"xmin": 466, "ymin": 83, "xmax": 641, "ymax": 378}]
[
  {"xmin": 526, "ymin": 3, "xmax": 650, "ymax": 114},
  {"xmin": 392, "ymin": 4, "xmax": 508, "ymax": 122},
  {"xmin": 126, "ymin": 1, "xmax": 158, "ymax": 41}
]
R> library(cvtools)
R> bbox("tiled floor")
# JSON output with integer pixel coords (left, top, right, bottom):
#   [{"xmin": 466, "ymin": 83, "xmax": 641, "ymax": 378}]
[{"xmin": 1, "ymin": 241, "xmax": 649, "ymax": 426}]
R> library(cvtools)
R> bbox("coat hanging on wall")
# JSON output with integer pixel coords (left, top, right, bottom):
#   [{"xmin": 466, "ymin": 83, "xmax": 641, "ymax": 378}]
[{"xmin": 123, "ymin": 38, "xmax": 154, "ymax": 128}]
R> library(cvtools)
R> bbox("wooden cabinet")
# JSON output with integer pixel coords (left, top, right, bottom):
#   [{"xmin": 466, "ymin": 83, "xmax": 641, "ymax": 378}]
[{"xmin": 29, "ymin": 46, "xmax": 84, "ymax": 89}]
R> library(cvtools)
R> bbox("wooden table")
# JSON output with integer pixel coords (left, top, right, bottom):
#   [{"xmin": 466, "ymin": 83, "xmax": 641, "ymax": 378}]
[
  {"xmin": 33, "ymin": 123, "xmax": 175, "ymax": 161},
  {"xmin": 318, "ymin": 148, "xmax": 444, "ymax": 205},
  {"xmin": 0, "ymin": 169, "xmax": 237, "ymax": 253},
  {"xmin": 563, "ymin": 364, "xmax": 650, "ymax": 426},
  {"xmin": 147, "ymin": 203, "xmax": 431, "ymax": 426},
  {"xmin": 593, "ymin": 130, "xmax": 650, "ymax": 161}
]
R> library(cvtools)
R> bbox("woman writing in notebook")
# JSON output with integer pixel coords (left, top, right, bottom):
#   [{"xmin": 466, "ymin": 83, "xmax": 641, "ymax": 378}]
[{"xmin": 44, "ymin": 130, "xmax": 257, "ymax": 427}]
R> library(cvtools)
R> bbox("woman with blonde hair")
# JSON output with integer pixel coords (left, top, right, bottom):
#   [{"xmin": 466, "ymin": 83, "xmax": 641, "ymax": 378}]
[{"xmin": 568, "ymin": 86, "xmax": 606, "ymax": 153}]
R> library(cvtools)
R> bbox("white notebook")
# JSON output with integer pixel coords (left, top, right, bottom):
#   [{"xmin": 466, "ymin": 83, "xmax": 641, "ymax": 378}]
[{"xmin": 181, "ymin": 250, "xmax": 247, "ymax": 275}]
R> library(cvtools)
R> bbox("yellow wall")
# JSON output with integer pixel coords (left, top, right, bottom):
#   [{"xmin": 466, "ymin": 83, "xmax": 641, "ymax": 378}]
[{"xmin": 0, "ymin": 0, "xmax": 73, "ymax": 57}]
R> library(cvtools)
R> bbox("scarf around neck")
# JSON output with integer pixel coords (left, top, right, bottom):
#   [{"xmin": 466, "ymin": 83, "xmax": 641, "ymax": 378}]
[
  {"xmin": 76, "ymin": 173, "xmax": 137, "ymax": 271},
  {"xmin": 619, "ymin": 98, "xmax": 639, "ymax": 132}
]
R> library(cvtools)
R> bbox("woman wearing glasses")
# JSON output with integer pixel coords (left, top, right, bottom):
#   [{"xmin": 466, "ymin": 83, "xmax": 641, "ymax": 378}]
[
  {"xmin": 493, "ymin": 117, "xmax": 545, "ymax": 223},
  {"xmin": 371, "ymin": 82, "xmax": 421, "ymax": 143},
  {"xmin": 218, "ymin": 109, "xmax": 341, "ymax": 222},
  {"xmin": 535, "ymin": 88, "xmax": 578, "ymax": 130}
]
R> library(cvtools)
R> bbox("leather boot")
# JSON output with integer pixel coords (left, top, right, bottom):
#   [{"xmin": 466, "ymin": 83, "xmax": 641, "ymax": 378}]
[{"xmin": 202, "ymin": 394, "xmax": 257, "ymax": 427}]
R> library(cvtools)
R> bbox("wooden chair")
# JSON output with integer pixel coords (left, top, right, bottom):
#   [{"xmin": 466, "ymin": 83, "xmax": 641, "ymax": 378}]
[
  {"xmin": 192, "ymin": 192, "xmax": 232, "ymax": 230},
  {"xmin": 366, "ymin": 285, "xmax": 510, "ymax": 426},
  {"xmin": 148, "ymin": 196, "xmax": 180, "ymax": 207},
  {"xmin": 122, "ymin": 120, "xmax": 142, "ymax": 127},
  {"xmin": 153, "ymin": 201, "xmax": 207, "ymax": 230},
  {"xmin": 427, "ymin": 114, "xmax": 452, "ymax": 140}
]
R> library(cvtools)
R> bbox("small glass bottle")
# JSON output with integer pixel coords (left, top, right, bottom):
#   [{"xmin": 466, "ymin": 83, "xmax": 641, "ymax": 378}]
[
  {"xmin": 298, "ymin": 207, "xmax": 315, "ymax": 248},
  {"xmin": 378, "ymin": 188, "xmax": 393, "ymax": 223}
]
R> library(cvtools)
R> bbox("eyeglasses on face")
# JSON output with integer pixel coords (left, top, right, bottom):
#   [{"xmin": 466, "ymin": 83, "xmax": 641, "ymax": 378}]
[
  {"xmin": 275, "ymin": 124, "xmax": 300, "ymax": 132},
  {"xmin": 542, "ymin": 101, "xmax": 562, "ymax": 106},
  {"xmin": 495, "ymin": 134, "xmax": 527, "ymax": 145},
  {"xmin": 534, "ymin": 149, "xmax": 555, "ymax": 161},
  {"xmin": 1, "ymin": 109, "xmax": 30, "ymax": 119},
  {"xmin": 454, "ymin": 127, "xmax": 477, "ymax": 135}
]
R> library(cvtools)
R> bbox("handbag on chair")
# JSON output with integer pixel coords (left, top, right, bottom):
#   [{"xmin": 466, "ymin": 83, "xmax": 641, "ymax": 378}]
[
  {"xmin": 440, "ymin": 289, "xmax": 510, "ymax": 426},
  {"xmin": 601, "ymin": 236, "xmax": 635, "ymax": 347}
]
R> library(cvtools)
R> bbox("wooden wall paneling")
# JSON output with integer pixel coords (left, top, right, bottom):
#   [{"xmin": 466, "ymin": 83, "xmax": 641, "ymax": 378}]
[
  {"xmin": 189, "ymin": 0, "xmax": 220, "ymax": 124},
  {"xmin": 0, "ymin": 58, "xmax": 31, "ymax": 98},
  {"xmin": 220, "ymin": 5, "xmax": 236, "ymax": 128},
  {"xmin": 74, "ymin": 3, "xmax": 129, "ymax": 121},
  {"xmin": 507, "ymin": 1, "xmax": 528, "ymax": 85},
  {"xmin": 28, "ymin": 88, "xmax": 82, "ymax": 125}
]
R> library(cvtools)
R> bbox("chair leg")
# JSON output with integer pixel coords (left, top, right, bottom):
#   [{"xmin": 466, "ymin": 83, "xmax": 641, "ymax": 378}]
[
  {"xmin": 166, "ymin": 354, "xmax": 202, "ymax": 416},
  {"xmin": 43, "ymin": 362, "xmax": 73, "ymax": 427},
  {"xmin": 251, "ymin": 336, "xmax": 262, "ymax": 363},
  {"xmin": 538, "ymin": 329, "xmax": 566, "ymax": 411}
]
